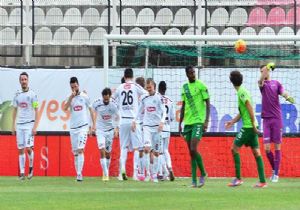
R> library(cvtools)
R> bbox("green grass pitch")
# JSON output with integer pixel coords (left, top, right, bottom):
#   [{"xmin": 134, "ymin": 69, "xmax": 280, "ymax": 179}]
[{"xmin": 0, "ymin": 177, "xmax": 300, "ymax": 210}]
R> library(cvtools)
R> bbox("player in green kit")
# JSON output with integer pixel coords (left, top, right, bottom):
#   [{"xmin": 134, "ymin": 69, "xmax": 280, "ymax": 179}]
[
  {"xmin": 179, "ymin": 65, "xmax": 210, "ymax": 188},
  {"xmin": 225, "ymin": 70, "xmax": 267, "ymax": 188}
]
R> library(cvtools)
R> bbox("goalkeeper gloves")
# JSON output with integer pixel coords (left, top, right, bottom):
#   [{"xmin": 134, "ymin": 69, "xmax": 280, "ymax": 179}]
[
  {"xmin": 286, "ymin": 96, "xmax": 295, "ymax": 104},
  {"xmin": 266, "ymin": 62, "xmax": 275, "ymax": 71}
]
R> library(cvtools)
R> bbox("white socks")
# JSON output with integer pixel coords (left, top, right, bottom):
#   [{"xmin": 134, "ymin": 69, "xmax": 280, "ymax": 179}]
[
  {"xmin": 144, "ymin": 153, "xmax": 150, "ymax": 176},
  {"xmin": 133, "ymin": 150, "xmax": 139, "ymax": 177},
  {"xmin": 100, "ymin": 158, "xmax": 108, "ymax": 176},
  {"xmin": 164, "ymin": 150, "xmax": 172, "ymax": 169},
  {"xmin": 28, "ymin": 151, "xmax": 34, "ymax": 168},
  {"xmin": 77, "ymin": 153, "xmax": 84, "ymax": 175},
  {"xmin": 120, "ymin": 148, "xmax": 128, "ymax": 173},
  {"xmin": 19, "ymin": 154, "xmax": 25, "ymax": 174}
]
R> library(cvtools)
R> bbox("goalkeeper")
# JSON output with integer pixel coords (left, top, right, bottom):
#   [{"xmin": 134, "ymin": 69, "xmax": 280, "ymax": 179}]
[{"xmin": 258, "ymin": 63, "xmax": 295, "ymax": 183}]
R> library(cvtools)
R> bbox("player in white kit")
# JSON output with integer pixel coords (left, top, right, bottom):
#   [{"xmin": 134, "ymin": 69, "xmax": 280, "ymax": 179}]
[
  {"xmin": 113, "ymin": 68, "xmax": 147, "ymax": 180},
  {"xmin": 63, "ymin": 77, "xmax": 95, "ymax": 181},
  {"xmin": 12, "ymin": 72, "xmax": 39, "ymax": 180},
  {"xmin": 158, "ymin": 81, "xmax": 175, "ymax": 181},
  {"xmin": 133, "ymin": 78, "xmax": 166, "ymax": 182},
  {"xmin": 92, "ymin": 88, "xmax": 119, "ymax": 181}
]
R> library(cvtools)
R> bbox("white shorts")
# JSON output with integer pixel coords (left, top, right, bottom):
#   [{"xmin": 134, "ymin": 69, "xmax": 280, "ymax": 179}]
[
  {"xmin": 160, "ymin": 135, "xmax": 170, "ymax": 153},
  {"xmin": 96, "ymin": 129, "xmax": 114, "ymax": 153},
  {"xmin": 70, "ymin": 126, "xmax": 88, "ymax": 154},
  {"xmin": 143, "ymin": 126, "xmax": 162, "ymax": 152},
  {"xmin": 120, "ymin": 123, "xmax": 143, "ymax": 150},
  {"xmin": 16, "ymin": 123, "xmax": 34, "ymax": 149}
]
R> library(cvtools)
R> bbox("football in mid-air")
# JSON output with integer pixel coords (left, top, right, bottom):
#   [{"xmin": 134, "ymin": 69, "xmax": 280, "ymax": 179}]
[{"xmin": 234, "ymin": 39, "xmax": 247, "ymax": 54}]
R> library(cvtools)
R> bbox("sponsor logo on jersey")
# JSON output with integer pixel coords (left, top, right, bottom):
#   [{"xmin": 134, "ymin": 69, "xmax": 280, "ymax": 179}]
[
  {"xmin": 147, "ymin": 107, "xmax": 156, "ymax": 112},
  {"xmin": 19, "ymin": 102, "xmax": 28, "ymax": 108},
  {"xmin": 102, "ymin": 115, "xmax": 112, "ymax": 120},
  {"xmin": 73, "ymin": 105, "xmax": 83, "ymax": 111},
  {"xmin": 124, "ymin": 83, "xmax": 131, "ymax": 90}
]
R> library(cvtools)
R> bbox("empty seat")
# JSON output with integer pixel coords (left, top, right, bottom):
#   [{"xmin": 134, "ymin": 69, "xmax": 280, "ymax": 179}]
[
  {"xmin": 121, "ymin": 8, "xmax": 136, "ymax": 26},
  {"xmin": 248, "ymin": 7, "xmax": 267, "ymax": 25},
  {"xmin": 8, "ymin": 8, "xmax": 24, "ymax": 25},
  {"xmin": 205, "ymin": 27, "xmax": 219, "ymax": 35},
  {"xmin": 210, "ymin": 8, "xmax": 229, "ymax": 26},
  {"xmin": 0, "ymin": 0, "xmax": 20, "ymax": 6},
  {"xmin": 229, "ymin": 8, "xmax": 248, "ymax": 25},
  {"xmin": 53, "ymin": 27, "xmax": 71, "ymax": 44},
  {"xmin": 71, "ymin": 27, "xmax": 90, "ymax": 44},
  {"xmin": 128, "ymin": 27, "xmax": 144, "ymax": 35},
  {"xmin": 64, "ymin": 8, "xmax": 81, "ymax": 25},
  {"xmin": 277, "ymin": 26, "xmax": 294, "ymax": 44},
  {"xmin": 147, "ymin": 27, "xmax": 163, "ymax": 35},
  {"xmin": 256, "ymin": 0, "xmax": 293, "ymax": 5},
  {"xmin": 184, "ymin": 27, "xmax": 196, "ymax": 35},
  {"xmin": 82, "ymin": 8, "xmax": 100, "ymax": 25},
  {"xmin": 222, "ymin": 27, "xmax": 238, "ymax": 35},
  {"xmin": 110, "ymin": 27, "xmax": 125, "ymax": 35},
  {"xmin": 90, "ymin": 27, "xmax": 106, "ymax": 45},
  {"xmin": 0, "ymin": 7, "xmax": 9, "ymax": 26},
  {"xmin": 267, "ymin": 7, "xmax": 286, "ymax": 25},
  {"xmin": 165, "ymin": 27, "xmax": 181, "ymax": 35},
  {"xmin": 0, "ymin": 27, "xmax": 16, "ymax": 44},
  {"xmin": 155, "ymin": 8, "xmax": 173, "ymax": 26},
  {"xmin": 16, "ymin": 27, "xmax": 32, "ymax": 44},
  {"xmin": 194, "ymin": 8, "xmax": 210, "ymax": 27},
  {"xmin": 31, "ymin": 7, "xmax": 45, "ymax": 25},
  {"xmin": 136, "ymin": 8, "xmax": 154, "ymax": 26},
  {"xmin": 34, "ymin": 27, "xmax": 52, "ymax": 44},
  {"xmin": 258, "ymin": 27, "xmax": 275, "ymax": 35},
  {"xmin": 45, "ymin": 8, "xmax": 63, "ymax": 25},
  {"xmin": 286, "ymin": 7, "xmax": 300, "ymax": 25},
  {"xmin": 240, "ymin": 27, "xmax": 256, "ymax": 35},
  {"xmin": 173, "ymin": 8, "xmax": 192, "ymax": 26},
  {"xmin": 99, "ymin": 8, "xmax": 114, "ymax": 26}
]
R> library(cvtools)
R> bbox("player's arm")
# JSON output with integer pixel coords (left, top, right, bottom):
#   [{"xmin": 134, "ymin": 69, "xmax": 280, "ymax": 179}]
[
  {"xmin": 32, "ymin": 95, "xmax": 39, "ymax": 135},
  {"xmin": 245, "ymin": 100, "xmax": 260, "ymax": 134},
  {"xmin": 113, "ymin": 108, "xmax": 120, "ymax": 138},
  {"xmin": 12, "ymin": 107, "xmax": 17, "ymax": 135},
  {"xmin": 258, "ymin": 66, "xmax": 268, "ymax": 87},
  {"xmin": 179, "ymin": 101, "xmax": 185, "ymax": 134},
  {"xmin": 132, "ymin": 98, "xmax": 145, "ymax": 132},
  {"xmin": 225, "ymin": 114, "xmax": 240, "ymax": 130},
  {"xmin": 63, "ymin": 92, "xmax": 76, "ymax": 111},
  {"xmin": 169, "ymin": 101, "xmax": 175, "ymax": 122},
  {"xmin": 158, "ymin": 97, "xmax": 166, "ymax": 132},
  {"xmin": 281, "ymin": 92, "xmax": 295, "ymax": 104},
  {"xmin": 204, "ymin": 99, "xmax": 210, "ymax": 132}
]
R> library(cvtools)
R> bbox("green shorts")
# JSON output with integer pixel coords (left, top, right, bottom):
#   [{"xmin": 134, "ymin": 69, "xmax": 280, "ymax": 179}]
[
  {"xmin": 183, "ymin": 123, "xmax": 203, "ymax": 142},
  {"xmin": 234, "ymin": 127, "xmax": 259, "ymax": 148}
]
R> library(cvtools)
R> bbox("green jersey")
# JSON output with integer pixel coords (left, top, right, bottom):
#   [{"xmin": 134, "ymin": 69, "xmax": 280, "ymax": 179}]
[
  {"xmin": 181, "ymin": 80, "xmax": 209, "ymax": 125},
  {"xmin": 237, "ymin": 86, "xmax": 257, "ymax": 128}
]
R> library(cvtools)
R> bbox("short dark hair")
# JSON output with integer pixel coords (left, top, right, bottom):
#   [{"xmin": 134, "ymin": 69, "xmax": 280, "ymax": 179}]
[
  {"xmin": 70, "ymin": 77, "xmax": 79, "ymax": 84},
  {"xmin": 260, "ymin": 65, "xmax": 266, "ymax": 70},
  {"xmin": 185, "ymin": 65, "xmax": 194, "ymax": 74},
  {"xmin": 158, "ymin": 81, "xmax": 167, "ymax": 94},
  {"xmin": 230, "ymin": 71, "xmax": 243, "ymax": 86},
  {"xmin": 146, "ymin": 78, "xmax": 156, "ymax": 89},
  {"xmin": 135, "ymin": 77, "xmax": 145, "ymax": 88},
  {"xmin": 121, "ymin": 77, "xmax": 125, "ymax": 84},
  {"xmin": 102, "ymin": 87, "xmax": 112, "ymax": 96},
  {"xmin": 124, "ymin": 68, "xmax": 133, "ymax": 78},
  {"xmin": 19, "ymin": 72, "xmax": 28, "ymax": 79}
]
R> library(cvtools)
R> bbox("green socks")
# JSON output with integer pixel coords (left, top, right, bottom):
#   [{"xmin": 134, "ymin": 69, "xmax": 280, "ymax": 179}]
[
  {"xmin": 255, "ymin": 156, "xmax": 266, "ymax": 183},
  {"xmin": 233, "ymin": 153, "xmax": 241, "ymax": 179},
  {"xmin": 191, "ymin": 159, "xmax": 197, "ymax": 182},
  {"xmin": 195, "ymin": 152, "xmax": 206, "ymax": 177}
]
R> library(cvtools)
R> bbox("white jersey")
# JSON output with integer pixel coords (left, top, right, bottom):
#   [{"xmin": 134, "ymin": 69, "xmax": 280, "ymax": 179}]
[
  {"xmin": 113, "ymin": 80, "xmax": 147, "ymax": 125},
  {"xmin": 136, "ymin": 93, "xmax": 148, "ymax": 124},
  {"xmin": 69, "ymin": 92, "xmax": 91, "ymax": 129},
  {"xmin": 13, "ymin": 89, "xmax": 38, "ymax": 125},
  {"xmin": 138, "ymin": 92, "xmax": 166, "ymax": 132},
  {"xmin": 161, "ymin": 94, "xmax": 175, "ymax": 133},
  {"xmin": 92, "ymin": 98, "xmax": 119, "ymax": 131}
]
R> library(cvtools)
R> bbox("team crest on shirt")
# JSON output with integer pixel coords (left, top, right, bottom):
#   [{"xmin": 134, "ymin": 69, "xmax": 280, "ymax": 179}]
[
  {"xmin": 147, "ymin": 107, "xmax": 156, "ymax": 112},
  {"xmin": 73, "ymin": 105, "xmax": 83, "ymax": 111},
  {"xmin": 102, "ymin": 115, "xmax": 112, "ymax": 120},
  {"xmin": 19, "ymin": 102, "xmax": 28, "ymax": 108},
  {"xmin": 124, "ymin": 83, "xmax": 131, "ymax": 89}
]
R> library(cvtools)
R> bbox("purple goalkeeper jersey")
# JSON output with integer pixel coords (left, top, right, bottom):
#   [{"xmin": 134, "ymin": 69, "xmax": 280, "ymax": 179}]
[{"xmin": 260, "ymin": 80, "xmax": 284, "ymax": 119}]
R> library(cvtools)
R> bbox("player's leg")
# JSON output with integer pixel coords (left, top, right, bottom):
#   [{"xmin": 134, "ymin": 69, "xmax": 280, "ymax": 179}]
[
  {"xmin": 70, "ymin": 130, "xmax": 79, "ymax": 180},
  {"xmin": 151, "ymin": 132, "xmax": 162, "ymax": 183},
  {"xmin": 105, "ymin": 130, "xmax": 114, "ymax": 180},
  {"xmin": 143, "ymin": 127, "xmax": 152, "ymax": 181},
  {"xmin": 228, "ymin": 129, "xmax": 244, "ymax": 187},
  {"xmin": 157, "ymin": 137, "xmax": 164, "ymax": 180},
  {"xmin": 119, "ymin": 123, "xmax": 130, "ymax": 180},
  {"xmin": 263, "ymin": 119, "xmax": 274, "ymax": 178},
  {"xmin": 250, "ymin": 130, "xmax": 267, "ymax": 188},
  {"xmin": 24, "ymin": 127, "xmax": 34, "ymax": 179},
  {"xmin": 96, "ymin": 130, "xmax": 108, "ymax": 180},
  {"xmin": 183, "ymin": 125, "xmax": 196, "ymax": 187},
  {"xmin": 16, "ymin": 128, "xmax": 26, "ymax": 180},
  {"xmin": 163, "ymin": 135, "xmax": 174, "ymax": 181},
  {"xmin": 271, "ymin": 118, "xmax": 282, "ymax": 182},
  {"xmin": 76, "ymin": 128, "xmax": 88, "ymax": 181},
  {"xmin": 131, "ymin": 124, "xmax": 142, "ymax": 180}
]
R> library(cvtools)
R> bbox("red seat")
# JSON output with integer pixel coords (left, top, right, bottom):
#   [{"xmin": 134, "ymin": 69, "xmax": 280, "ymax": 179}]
[
  {"xmin": 286, "ymin": 7, "xmax": 300, "ymax": 25},
  {"xmin": 267, "ymin": 7, "xmax": 286, "ymax": 25},
  {"xmin": 247, "ymin": 7, "xmax": 267, "ymax": 25},
  {"xmin": 256, "ymin": 0, "xmax": 293, "ymax": 5}
]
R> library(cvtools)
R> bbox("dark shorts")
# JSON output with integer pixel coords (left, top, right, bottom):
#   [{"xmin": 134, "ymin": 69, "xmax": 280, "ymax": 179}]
[
  {"xmin": 234, "ymin": 127, "xmax": 259, "ymax": 149},
  {"xmin": 263, "ymin": 118, "xmax": 282, "ymax": 144},
  {"xmin": 183, "ymin": 124, "xmax": 203, "ymax": 142}
]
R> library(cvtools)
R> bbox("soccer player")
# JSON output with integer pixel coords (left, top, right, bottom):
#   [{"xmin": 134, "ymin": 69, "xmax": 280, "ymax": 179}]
[
  {"xmin": 63, "ymin": 77, "xmax": 95, "ymax": 181},
  {"xmin": 113, "ymin": 68, "xmax": 147, "ymax": 180},
  {"xmin": 258, "ymin": 63, "xmax": 295, "ymax": 182},
  {"xmin": 12, "ymin": 72, "xmax": 39, "ymax": 180},
  {"xmin": 226, "ymin": 70, "xmax": 267, "ymax": 188},
  {"xmin": 92, "ymin": 88, "xmax": 119, "ymax": 181},
  {"xmin": 133, "ymin": 78, "xmax": 166, "ymax": 183},
  {"xmin": 158, "ymin": 81, "xmax": 175, "ymax": 181},
  {"xmin": 179, "ymin": 66, "xmax": 210, "ymax": 188}
]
